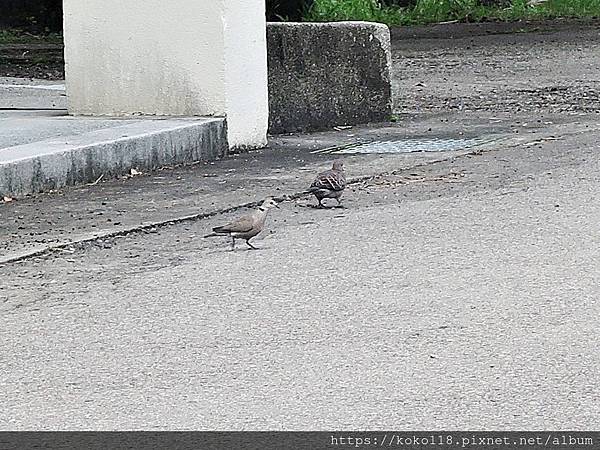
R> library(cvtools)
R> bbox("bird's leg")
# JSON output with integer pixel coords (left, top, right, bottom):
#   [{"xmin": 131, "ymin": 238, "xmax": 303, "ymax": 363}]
[
  {"xmin": 317, "ymin": 198, "xmax": 325, "ymax": 208},
  {"xmin": 231, "ymin": 237, "xmax": 236, "ymax": 251},
  {"xmin": 246, "ymin": 239, "xmax": 258, "ymax": 250}
]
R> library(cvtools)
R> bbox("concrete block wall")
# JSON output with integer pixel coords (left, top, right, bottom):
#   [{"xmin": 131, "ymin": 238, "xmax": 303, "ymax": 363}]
[{"xmin": 267, "ymin": 21, "xmax": 393, "ymax": 134}]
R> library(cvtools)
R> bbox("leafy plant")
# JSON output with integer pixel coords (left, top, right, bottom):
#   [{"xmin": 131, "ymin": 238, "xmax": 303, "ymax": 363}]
[{"xmin": 306, "ymin": 0, "xmax": 600, "ymax": 25}]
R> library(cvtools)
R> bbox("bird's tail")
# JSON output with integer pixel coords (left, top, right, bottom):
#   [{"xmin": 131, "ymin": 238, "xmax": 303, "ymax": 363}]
[{"xmin": 204, "ymin": 226, "xmax": 226, "ymax": 238}]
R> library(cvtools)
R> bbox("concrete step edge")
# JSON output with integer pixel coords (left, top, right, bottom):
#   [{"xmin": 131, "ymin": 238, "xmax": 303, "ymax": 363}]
[{"xmin": 0, "ymin": 117, "xmax": 228, "ymax": 198}]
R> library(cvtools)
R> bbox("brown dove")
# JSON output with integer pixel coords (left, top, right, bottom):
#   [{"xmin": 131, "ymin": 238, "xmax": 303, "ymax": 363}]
[
  {"xmin": 308, "ymin": 160, "xmax": 346, "ymax": 207},
  {"xmin": 204, "ymin": 197, "xmax": 279, "ymax": 250}
]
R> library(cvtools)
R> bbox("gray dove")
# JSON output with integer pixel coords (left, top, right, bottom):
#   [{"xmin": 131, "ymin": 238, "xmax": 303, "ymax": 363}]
[
  {"xmin": 308, "ymin": 160, "xmax": 346, "ymax": 207},
  {"xmin": 204, "ymin": 197, "xmax": 279, "ymax": 250}
]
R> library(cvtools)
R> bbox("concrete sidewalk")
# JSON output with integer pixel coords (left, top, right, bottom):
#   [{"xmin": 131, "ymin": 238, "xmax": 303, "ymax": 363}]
[
  {"xmin": 0, "ymin": 77, "xmax": 67, "ymax": 110},
  {"xmin": 0, "ymin": 78, "xmax": 228, "ymax": 198},
  {"xmin": 1, "ymin": 110, "xmax": 144, "ymax": 149},
  {"xmin": 0, "ymin": 77, "xmax": 67, "ymax": 112}
]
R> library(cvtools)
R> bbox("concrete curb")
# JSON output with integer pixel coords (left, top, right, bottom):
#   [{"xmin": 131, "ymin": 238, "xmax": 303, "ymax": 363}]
[
  {"xmin": 0, "ymin": 117, "xmax": 227, "ymax": 198},
  {"xmin": 0, "ymin": 170, "xmax": 417, "ymax": 266}
]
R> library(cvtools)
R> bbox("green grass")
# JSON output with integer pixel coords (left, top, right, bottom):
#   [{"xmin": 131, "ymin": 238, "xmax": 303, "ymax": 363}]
[
  {"xmin": 305, "ymin": 0, "xmax": 600, "ymax": 25},
  {"xmin": 0, "ymin": 29, "xmax": 63, "ymax": 45},
  {"xmin": 538, "ymin": 0, "xmax": 600, "ymax": 16}
]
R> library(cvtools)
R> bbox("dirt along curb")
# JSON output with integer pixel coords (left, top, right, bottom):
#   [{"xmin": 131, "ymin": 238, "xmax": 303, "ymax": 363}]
[
  {"xmin": 3, "ymin": 114, "xmax": 588, "ymax": 266},
  {"xmin": 0, "ymin": 151, "xmax": 471, "ymax": 266},
  {"xmin": 391, "ymin": 18, "xmax": 600, "ymax": 41},
  {"xmin": 0, "ymin": 42, "xmax": 65, "ymax": 80}
]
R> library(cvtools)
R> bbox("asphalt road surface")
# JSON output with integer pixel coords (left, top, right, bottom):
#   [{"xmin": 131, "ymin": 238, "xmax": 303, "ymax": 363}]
[
  {"xmin": 1, "ymin": 22, "xmax": 599, "ymax": 430},
  {"xmin": 2, "ymin": 127, "xmax": 600, "ymax": 429}
]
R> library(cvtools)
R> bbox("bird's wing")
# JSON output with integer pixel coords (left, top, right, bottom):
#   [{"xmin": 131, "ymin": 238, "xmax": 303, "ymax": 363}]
[
  {"xmin": 311, "ymin": 169, "xmax": 346, "ymax": 191},
  {"xmin": 213, "ymin": 215, "xmax": 255, "ymax": 233}
]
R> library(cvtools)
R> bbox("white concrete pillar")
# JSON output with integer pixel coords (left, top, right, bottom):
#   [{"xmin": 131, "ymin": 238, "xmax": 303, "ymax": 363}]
[{"xmin": 63, "ymin": 0, "xmax": 268, "ymax": 149}]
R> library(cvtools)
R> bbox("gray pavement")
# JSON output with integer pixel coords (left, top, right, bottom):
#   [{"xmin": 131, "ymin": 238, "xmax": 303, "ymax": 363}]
[
  {"xmin": 1, "ymin": 128, "xmax": 599, "ymax": 429},
  {"xmin": 391, "ymin": 23, "xmax": 600, "ymax": 115},
  {"xmin": 0, "ymin": 110, "xmax": 133, "ymax": 149},
  {"xmin": 0, "ymin": 77, "xmax": 66, "ymax": 109},
  {"xmin": 1, "ymin": 23, "xmax": 600, "ymax": 430}
]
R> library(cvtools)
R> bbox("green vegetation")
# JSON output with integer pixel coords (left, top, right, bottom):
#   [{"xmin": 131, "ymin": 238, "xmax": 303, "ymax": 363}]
[
  {"xmin": 0, "ymin": 29, "xmax": 63, "ymax": 45},
  {"xmin": 305, "ymin": 0, "xmax": 600, "ymax": 25}
]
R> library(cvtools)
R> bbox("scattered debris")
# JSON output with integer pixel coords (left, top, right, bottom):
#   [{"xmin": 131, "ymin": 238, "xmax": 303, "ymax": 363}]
[
  {"xmin": 88, "ymin": 174, "xmax": 104, "ymax": 186},
  {"xmin": 523, "ymin": 136, "xmax": 562, "ymax": 147}
]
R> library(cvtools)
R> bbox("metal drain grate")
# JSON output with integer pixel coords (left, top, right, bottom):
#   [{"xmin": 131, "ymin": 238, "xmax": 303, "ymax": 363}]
[{"xmin": 313, "ymin": 136, "xmax": 505, "ymax": 155}]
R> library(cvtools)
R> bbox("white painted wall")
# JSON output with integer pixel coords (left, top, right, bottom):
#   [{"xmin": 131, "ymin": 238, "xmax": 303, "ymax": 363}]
[
  {"xmin": 63, "ymin": 0, "xmax": 268, "ymax": 149},
  {"xmin": 223, "ymin": 0, "xmax": 269, "ymax": 149}
]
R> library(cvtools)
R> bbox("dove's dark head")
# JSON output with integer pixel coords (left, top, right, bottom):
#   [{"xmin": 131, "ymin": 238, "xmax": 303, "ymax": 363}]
[
  {"xmin": 261, "ymin": 197, "xmax": 280, "ymax": 209},
  {"xmin": 332, "ymin": 160, "xmax": 344, "ymax": 171}
]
